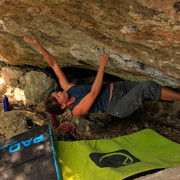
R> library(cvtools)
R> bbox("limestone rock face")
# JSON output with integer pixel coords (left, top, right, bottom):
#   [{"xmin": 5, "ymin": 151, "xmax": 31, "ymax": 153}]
[
  {"xmin": 135, "ymin": 165, "xmax": 180, "ymax": 180},
  {"xmin": 0, "ymin": 65, "xmax": 57, "ymax": 105},
  {"xmin": 0, "ymin": 110, "xmax": 46, "ymax": 140},
  {"xmin": 0, "ymin": 0, "xmax": 179, "ymax": 86},
  {"xmin": 19, "ymin": 71, "xmax": 57, "ymax": 105},
  {"xmin": 1, "ymin": 66, "xmax": 25, "ymax": 87}
]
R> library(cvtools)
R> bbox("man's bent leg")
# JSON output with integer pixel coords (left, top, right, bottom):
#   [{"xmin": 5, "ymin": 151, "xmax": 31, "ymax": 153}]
[{"xmin": 108, "ymin": 80, "xmax": 161, "ymax": 118}]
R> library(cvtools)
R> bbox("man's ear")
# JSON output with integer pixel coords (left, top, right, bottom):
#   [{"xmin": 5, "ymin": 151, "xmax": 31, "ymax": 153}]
[{"xmin": 61, "ymin": 103, "xmax": 66, "ymax": 109}]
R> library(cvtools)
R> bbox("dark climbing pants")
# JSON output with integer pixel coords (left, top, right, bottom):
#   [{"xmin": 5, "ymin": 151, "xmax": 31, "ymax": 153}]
[{"xmin": 107, "ymin": 80, "xmax": 162, "ymax": 118}]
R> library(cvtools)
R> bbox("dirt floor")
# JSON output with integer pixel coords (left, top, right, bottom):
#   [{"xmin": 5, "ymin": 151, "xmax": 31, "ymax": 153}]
[{"xmin": 75, "ymin": 109, "xmax": 180, "ymax": 144}]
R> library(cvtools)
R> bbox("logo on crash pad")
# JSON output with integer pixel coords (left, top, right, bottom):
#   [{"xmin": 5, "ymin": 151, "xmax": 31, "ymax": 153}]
[{"xmin": 89, "ymin": 149, "xmax": 140, "ymax": 168}]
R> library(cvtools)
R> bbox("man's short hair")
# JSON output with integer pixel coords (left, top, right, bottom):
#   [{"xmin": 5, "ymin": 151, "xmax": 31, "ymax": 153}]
[{"xmin": 44, "ymin": 95, "xmax": 66, "ymax": 115}]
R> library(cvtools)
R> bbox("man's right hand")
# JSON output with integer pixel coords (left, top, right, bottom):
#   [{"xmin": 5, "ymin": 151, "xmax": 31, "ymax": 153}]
[
  {"xmin": 100, "ymin": 53, "xmax": 109, "ymax": 67},
  {"xmin": 24, "ymin": 36, "xmax": 40, "ymax": 47}
]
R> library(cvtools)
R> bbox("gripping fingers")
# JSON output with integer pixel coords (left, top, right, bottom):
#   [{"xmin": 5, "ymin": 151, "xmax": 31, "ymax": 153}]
[
  {"xmin": 100, "ymin": 53, "xmax": 109, "ymax": 66},
  {"xmin": 102, "ymin": 53, "xmax": 109, "ymax": 61}
]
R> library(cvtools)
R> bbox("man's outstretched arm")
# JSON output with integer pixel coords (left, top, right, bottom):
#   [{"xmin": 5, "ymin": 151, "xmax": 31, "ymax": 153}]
[
  {"xmin": 72, "ymin": 53, "xmax": 109, "ymax": 116},
  {"xmin": 24, "ymin": 36, "xmax": 72, "ymax": 91}
]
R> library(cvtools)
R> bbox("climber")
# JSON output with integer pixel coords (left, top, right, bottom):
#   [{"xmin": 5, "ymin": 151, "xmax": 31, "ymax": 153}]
[{"xmin": 24, "ymin": 36, "xmax": 180, "ymax": 120}]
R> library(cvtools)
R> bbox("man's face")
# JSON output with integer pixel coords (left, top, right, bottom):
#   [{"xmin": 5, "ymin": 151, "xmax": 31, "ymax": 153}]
[{"xmin": 52, "ymin": 91, "xmax": 68, "ymax": 105}]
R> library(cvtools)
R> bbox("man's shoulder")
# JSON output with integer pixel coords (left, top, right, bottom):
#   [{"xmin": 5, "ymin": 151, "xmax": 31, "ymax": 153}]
[{"xmin": 64, "ymin": 83, "xmax": 75, "ymax": 92}]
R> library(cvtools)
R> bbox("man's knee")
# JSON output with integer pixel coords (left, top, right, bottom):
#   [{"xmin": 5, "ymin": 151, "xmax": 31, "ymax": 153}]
[
  {"xmin": 139, "ymin": 80, "xmax": 157, "ymax": 89},
  {"xmin": 140, "ymin": 80, "xmax": 161, "ymax": 100},
  {"xmin": 137, "ymin": 81, "xmax": 152, "ymax": 93}
]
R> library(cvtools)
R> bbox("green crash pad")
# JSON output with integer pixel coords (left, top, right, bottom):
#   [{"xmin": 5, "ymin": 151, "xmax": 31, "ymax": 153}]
[{"xmin": 55, "ymin": 129, "xmax": 180, "ymax": 180}]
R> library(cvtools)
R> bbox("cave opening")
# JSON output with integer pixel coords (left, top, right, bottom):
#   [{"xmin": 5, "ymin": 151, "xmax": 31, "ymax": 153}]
[{"xmin": 45, "ymin": 66, "xmax": 123, "ymax": 91}]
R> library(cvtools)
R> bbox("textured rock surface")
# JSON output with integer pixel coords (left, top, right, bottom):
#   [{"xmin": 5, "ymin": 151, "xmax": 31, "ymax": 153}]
[
  {"xmin": 1, "ymin": 66, "xmax": 25, "ymax": 86},
  {"xmin": 135, "ymin": 166, "xmax": 180, "ymax": 180},
  {"xmin": 0, "ymin": 0, "xmax": 180, "ymax": 86},
  {"xmin": 19, "ymin": 70, "xmax": 57, "ymax": 104},
  {"xmin": 0, "ymin": 109, "xmax": 46, "ymax": 139},
  {"xmin": 0, "ymin": 65, "xmax": 57, "ymax": 105}
]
